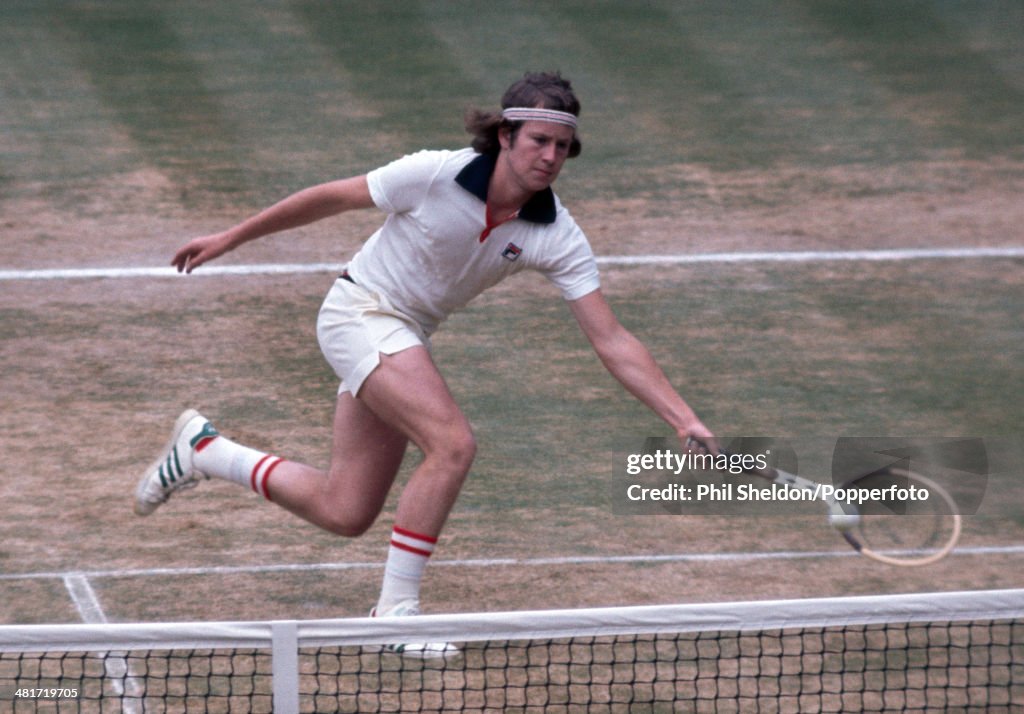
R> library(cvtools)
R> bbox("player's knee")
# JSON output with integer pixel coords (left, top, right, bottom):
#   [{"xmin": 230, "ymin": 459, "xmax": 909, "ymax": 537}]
[
  {"xmin": 432, "ymin": 425, "xmax": 477, "ymax": 478},
  {"xmin": 313, "ymin": 486, "xmax": 382, "ymax": 538},
  {"xmin": 456, "ymin": 427, "xmax": 478, "ymax": 470},
  {"xmin": 321, "ymin": 510, "xmax": 376, "ymax": 538}
]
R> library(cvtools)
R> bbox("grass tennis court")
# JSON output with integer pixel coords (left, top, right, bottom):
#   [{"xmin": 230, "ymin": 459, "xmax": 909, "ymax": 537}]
[{"xmin": 1, "ymin": 0, "xmax": 1022, "ymax": 628}]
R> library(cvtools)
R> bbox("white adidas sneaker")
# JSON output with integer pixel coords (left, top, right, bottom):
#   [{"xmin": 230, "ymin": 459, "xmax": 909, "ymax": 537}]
[
  {"xmin": 370, "ymin": 599, "xmax": 460, "ymax": 659},
  {"xmin": 134, "ymin": 409, "xmax": 218, "ymax": 516}
]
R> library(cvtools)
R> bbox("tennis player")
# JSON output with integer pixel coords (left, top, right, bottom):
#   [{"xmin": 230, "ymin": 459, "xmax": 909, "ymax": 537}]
[{"xmin": 134, "ymin": 72, "xmax": 716, "ymax": 656}]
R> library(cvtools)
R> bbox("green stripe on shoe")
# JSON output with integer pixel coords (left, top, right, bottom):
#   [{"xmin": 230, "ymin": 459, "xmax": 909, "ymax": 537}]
[
  {"xmin": 190, "ymin": 422, "xmax": 219, "ymax": 449},
  {"xmin": 171, "ymin": 447, "xmax": 183, "ymax": 480}
]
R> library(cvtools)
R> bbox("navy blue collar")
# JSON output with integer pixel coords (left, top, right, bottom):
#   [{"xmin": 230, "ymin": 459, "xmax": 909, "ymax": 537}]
[{"xmin": 454, "ymin": 152, "xmax": 557, "ymax": 224}]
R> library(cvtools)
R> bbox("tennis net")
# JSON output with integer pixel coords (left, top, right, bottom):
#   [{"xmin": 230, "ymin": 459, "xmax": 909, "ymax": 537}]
[{"xmin": 1, "ymin": 588, "xmax": 1021, "ymax": 712}]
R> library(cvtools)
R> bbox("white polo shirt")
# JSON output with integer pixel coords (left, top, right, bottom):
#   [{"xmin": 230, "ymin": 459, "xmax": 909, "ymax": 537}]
[{"xmin": 346, "ymin": 147, "xmax": 600, "ymax": 336}]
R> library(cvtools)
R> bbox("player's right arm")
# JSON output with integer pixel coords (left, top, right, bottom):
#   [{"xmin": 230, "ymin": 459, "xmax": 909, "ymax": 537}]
[{"xmin": 171, "ymin": 176, "xmax": 374, "ymax": 273}]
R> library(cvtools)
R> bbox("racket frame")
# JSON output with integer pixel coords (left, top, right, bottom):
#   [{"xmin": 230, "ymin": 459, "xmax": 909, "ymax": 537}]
[{"xmin": 724, "ymin": 453, "xmax": 961, "ymax": 566}]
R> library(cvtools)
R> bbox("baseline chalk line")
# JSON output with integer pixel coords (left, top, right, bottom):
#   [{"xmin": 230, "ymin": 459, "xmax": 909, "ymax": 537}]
[{"xmin": 2, "ymin": 247, "xmax": 1022, "ymax": 281}]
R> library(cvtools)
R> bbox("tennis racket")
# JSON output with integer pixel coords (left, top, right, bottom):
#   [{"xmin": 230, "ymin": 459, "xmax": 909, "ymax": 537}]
[{"xmin": 714, "ymin": 446, "xmax": 962, "ymax": 567}]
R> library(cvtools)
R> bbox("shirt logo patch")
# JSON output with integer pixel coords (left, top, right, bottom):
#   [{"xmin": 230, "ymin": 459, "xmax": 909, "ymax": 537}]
[{"xmin": 501, "ymin": 242, "xmax": 523, "ymax": 262}]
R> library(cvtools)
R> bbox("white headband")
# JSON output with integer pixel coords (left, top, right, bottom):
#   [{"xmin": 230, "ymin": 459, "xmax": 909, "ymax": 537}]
[{"xmin": 502, "ymin": 107, "xmax": 578, "ymax": 129}]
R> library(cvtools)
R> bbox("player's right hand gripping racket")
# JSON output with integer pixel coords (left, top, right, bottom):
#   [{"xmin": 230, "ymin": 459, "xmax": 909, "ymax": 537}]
[{"xmin": 720, "ymin": 448, "xmax": 962, "ymax": 567}]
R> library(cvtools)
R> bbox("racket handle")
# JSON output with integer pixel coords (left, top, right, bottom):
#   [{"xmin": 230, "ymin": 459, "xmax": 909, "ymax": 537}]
[{"xmin": 841, "ymin": 531, "xmax": 863, "ymax": 552}]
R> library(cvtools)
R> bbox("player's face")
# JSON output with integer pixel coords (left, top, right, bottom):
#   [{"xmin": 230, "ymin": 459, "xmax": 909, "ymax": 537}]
[{"xmin": 499, "ymin": 121, "xmax": 574, "ymax": 193}]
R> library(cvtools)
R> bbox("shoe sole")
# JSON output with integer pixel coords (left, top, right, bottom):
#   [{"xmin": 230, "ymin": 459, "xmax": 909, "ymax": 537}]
[
  {"xmin": 134, "ymin": 408, "xmax": 202, "ymax": 516},
  {"xmin": 371, "ymin": 643, "xmax": 461, "ymax": 661}
]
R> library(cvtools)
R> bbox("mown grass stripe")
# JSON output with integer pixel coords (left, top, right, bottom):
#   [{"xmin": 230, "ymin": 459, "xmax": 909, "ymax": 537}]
[
  {"xmin": 0, "ymin": 2, "xmax": 149, "ymax": 188},
  {"xmin": 157, "ymin": 3, "xmax": 395, "ymax": 190},
  {"xmin": 799, "ymin": 0, "xmax": 1024, "ymax": 154},
  {"xmin": 50, "ymin": 2, "xmax": 247, "ymax": 192},
  {"xmin": 660, "ymin": 0, "xmax": 931, "ymax": 165},
  {"xmin": 292, "ymin": 1, "xmax": 482, "ymax": 146},
  {"xmin": 542, "ymin": 1, "xmax": 777, "ymax": 169}
]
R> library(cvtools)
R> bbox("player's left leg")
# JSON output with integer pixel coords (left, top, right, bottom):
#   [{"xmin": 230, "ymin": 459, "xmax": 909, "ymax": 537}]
[
  {"xmin": 134, "ymin": 394, "xmax": 408, "ymax": 534},
  {"xmin": 241, "ymin": 392, "xmax": 409, "ymax": 535}
]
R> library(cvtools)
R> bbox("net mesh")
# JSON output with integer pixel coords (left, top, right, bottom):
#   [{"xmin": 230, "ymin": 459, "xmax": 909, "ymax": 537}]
[
  {"xmin": 305, "ymin": 622, "xmax": 1022, "ymax": 713},
  {"xmin": 2, "ymin": 590, "xmax": 1022, "ymax": 712},
  {"xmin": 1, "ymin": 648, "xmax": 274, "ymax": 711}
]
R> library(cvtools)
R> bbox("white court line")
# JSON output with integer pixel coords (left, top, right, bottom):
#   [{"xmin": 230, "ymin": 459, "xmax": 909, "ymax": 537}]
[
  {"xmin": 1, "ymin": 246, "xmax": 1023, "ymax": 281},
  {"xmin": 599, "ymin": 246, "xmax": 1024, "ymax": 265},
  {"xmin": 7, "ymin": 544, "xmax": 1022, "ymax": 584},
  {"xmin": 63, "ymin": 575, "xmax": 143, "ymax": 710},
  {"xmin": 63, "ymin": 573, "xmax": 108, "ymax": 623}
]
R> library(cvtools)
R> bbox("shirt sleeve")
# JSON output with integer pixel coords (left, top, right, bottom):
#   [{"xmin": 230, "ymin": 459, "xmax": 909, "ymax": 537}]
[
  {"xmin": 366, "ymin": 150, "xmax": 448, "ymax": 214},
  {"xmin": 539, "ymin": 212, "xmax": 602, "ymax": 301}
]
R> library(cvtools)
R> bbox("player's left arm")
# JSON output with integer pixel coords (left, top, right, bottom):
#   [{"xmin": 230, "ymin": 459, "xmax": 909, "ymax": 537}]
[{"xmin": 568, "ymin": 289, "xmax": 717, "ymax": 453}]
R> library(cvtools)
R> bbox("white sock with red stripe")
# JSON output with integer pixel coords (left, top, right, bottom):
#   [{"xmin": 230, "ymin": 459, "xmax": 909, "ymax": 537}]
[
  {"xmin": 376, "ymin": 526, "xmax": 437, "ymax": 613},
  {"xmin": 192, "ymin": 435, "xmax": 283, "ymax": 501}
]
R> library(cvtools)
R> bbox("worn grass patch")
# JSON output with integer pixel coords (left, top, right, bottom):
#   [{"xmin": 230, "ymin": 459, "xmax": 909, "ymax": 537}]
[{"xmin": 1, "ymin": 257, "xmax": 1020, "ymax": 621}]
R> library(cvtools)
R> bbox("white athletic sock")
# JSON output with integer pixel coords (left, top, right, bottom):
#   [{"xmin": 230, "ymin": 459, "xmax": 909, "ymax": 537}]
[
  {"xmin": 193, "ymin": 434, "xmax": 283, "ymax": 501},
  {"xmin": 376, "ymin": 526, "xmax": 437, "ymax": 613}
]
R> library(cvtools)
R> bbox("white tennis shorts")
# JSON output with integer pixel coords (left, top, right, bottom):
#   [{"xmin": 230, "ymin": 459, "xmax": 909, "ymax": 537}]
[{"xmin": 316, "ymin": 277, "xmax": 428, "ymax": 396}]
